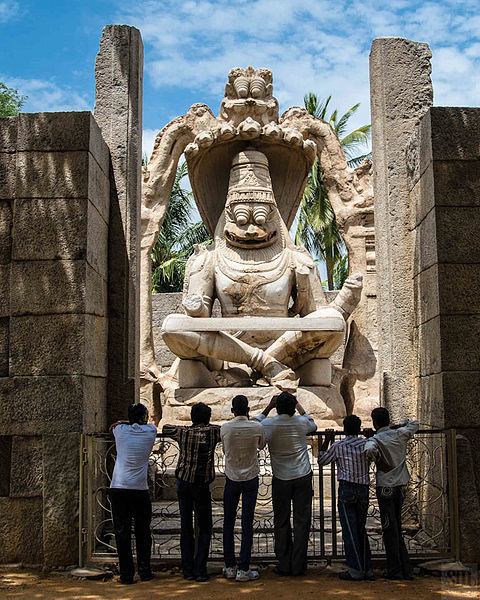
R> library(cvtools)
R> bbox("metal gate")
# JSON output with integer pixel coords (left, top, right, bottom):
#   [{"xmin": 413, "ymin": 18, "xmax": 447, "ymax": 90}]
[{"xmin": 79, "ymin": 429, "xmax": 458, "ymax": 566}]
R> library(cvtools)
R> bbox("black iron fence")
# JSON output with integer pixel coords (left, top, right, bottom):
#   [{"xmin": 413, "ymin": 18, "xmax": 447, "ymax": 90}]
[{"xmin": 79, "ymin": 430, "xmax": 458, "ymax": 566}]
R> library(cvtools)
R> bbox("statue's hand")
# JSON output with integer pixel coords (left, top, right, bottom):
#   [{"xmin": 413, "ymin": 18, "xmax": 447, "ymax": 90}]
[{"xmin": 183, "ymin": 293, "xmax": 205, "ymax": 316}]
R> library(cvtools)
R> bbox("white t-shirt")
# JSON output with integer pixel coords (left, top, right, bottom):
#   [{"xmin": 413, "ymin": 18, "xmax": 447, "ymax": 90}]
[
  {"xmin": 221, "ymin": 416, "xmax": 266, "ymax": 482},
  {"xmin": 110, "ymin": 423, "xmax": 157, "ymax": 490}
]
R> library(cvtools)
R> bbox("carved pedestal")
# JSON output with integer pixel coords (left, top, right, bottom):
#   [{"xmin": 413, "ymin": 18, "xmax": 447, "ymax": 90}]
[{"xmin": 161, "ymin": 385, "xmax": 345, "ymax": 428}]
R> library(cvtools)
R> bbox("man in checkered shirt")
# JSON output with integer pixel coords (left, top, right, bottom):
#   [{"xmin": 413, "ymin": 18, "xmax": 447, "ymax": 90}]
[{"xmin": 318, "ymin": 415, "xmax": 373, "ymax": 581}]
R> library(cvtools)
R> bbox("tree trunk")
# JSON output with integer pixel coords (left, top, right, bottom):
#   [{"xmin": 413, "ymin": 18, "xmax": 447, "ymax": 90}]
[{"xmin": 326, "ymin": 258, "xmax": 334, "ymax": 291}]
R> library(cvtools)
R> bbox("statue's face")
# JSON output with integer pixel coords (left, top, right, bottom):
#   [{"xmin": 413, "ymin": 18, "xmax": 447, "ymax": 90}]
[{"xmin": 224, "ymin": 202, "xmax": 277, "ymax": 249}]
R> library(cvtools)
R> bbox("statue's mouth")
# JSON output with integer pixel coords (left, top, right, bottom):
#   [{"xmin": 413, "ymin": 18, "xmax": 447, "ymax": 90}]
[{"xmin": 225, "ymin": 229, "xmax": 277, "ymax": 248}]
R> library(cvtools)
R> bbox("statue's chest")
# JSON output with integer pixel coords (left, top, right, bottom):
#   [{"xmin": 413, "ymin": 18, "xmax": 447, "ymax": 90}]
[{"xmin": 215, "ymin": 267, "xmax": 293, "ymax": 316}]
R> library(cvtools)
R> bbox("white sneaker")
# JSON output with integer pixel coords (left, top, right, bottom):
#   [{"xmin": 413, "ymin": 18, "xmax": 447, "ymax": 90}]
[
  {"xmin": 222, "ymin": 566, "xmax": 237, "ymax": 579},
  {"xmin": 236, "ymin": 569, "xmax": 259, "ymax": 582}
]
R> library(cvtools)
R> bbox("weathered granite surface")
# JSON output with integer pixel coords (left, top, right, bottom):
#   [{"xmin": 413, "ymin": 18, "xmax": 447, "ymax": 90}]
[
  {"xmin": 370, "ymin": 37, "xmax": 433, "ymax": 420},
  {"xmin": 95, "ymin": 25, "xmax": 143, "ymax": 417}
]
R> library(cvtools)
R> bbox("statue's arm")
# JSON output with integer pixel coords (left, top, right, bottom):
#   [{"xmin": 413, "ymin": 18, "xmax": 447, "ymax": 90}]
[
  {"xmin": 182, "ymin": 246, "xmax": 215, "ymax": 317},
  {"xmin": 291, "ymin": 249, "xmax": 327, "ymax": 316}
]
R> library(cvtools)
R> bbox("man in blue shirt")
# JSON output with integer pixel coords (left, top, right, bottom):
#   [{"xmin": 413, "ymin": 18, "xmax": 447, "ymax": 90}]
[
  {"xmin": 110, "ymin": 403, "xmax": 157, "ymax": 585},
  {"xmin": 255, "ymin": 391, "xmax": 317, "ymax": 576},
  {"xmin": 318, "ymin": 415, "xmax": 373, "ymax": 581}
]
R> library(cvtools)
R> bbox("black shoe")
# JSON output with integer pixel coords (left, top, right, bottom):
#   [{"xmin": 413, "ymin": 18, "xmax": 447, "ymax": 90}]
[
  {"xmin": 364, "ymin": 573, "xmax": 375, "ymax": 581},
  {"xmin": 183, "ymin": 574, "xmax": 195, "ymax": 581},
  {"xmin": 140, "ymin": 573, "xmax": 155, "ymax": 582},
  {"xmin": 119, "ymin": 578, "xmax": 136, "ymax": 585},
  {"xmin": 339, "ymin": 571, "xmax": 362, "ymax": 581},
  {"xmin": 195, "ymin": 575, "xmax": 209, "ymax": 582},
  {"xmin": 273, "ymin": 567, "xmax": 291, "ymax": 576},
  {"xmin": 383, "ymin": 570, "xmax": 404, "ymax": 580}
]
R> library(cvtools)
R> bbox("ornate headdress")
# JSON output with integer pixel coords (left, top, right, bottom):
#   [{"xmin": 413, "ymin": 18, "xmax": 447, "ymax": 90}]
[{"xmin": 225, "ymin": 149, "xmax": 277, "ymax": 208}]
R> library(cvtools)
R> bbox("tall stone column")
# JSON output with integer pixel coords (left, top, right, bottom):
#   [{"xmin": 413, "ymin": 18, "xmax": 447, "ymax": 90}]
[
  {"xmin": 94, "ymin": 25, "xmax": 143, "ymax": 418},
  {"xmin": 369, "ymin": 37, "xmax": 433, "ymax": 419}
]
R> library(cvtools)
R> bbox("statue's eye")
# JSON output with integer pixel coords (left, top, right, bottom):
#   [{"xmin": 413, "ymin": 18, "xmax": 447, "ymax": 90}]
[
  {"xmin": 232, "ymin": 204, "xmax": 250, "ymax": 225},
  {"xmin": 253, "ymin": 204, "xmax": 270, "ymax": 225}
]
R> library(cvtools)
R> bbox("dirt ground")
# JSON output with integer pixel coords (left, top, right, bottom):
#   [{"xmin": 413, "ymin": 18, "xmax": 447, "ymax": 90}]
[{"xmin": 0, "ymin": 565, "xmax": 478, "ymax": 600}]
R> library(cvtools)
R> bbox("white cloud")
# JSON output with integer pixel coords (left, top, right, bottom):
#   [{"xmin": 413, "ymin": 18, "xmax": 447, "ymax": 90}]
[
  {"xmin": 116, "ymin": 0, "xmax": 480, "ymax": 134},
  {"xmin": 1, "ymin": 76, "xmax": 91, "ymax": 113},
  {"xmin": 0, "ymin": 1, "xmax": 20, "ymax": 23},
  {"xmin": 142, "ymin": 128, "xmax": 158, "ymax": 161}
]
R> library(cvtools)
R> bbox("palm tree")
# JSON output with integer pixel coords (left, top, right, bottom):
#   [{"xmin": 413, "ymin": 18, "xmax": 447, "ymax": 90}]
[
  {"xmin": 296, "ymin": 93, "xmax": 371, "ymax": 290},
  {"xmin": 151, "ymin": 161, "xmax": 211, "ymax": 293}
]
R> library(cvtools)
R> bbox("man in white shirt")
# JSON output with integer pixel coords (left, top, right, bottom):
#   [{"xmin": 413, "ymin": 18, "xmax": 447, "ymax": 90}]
[
  {"xmin": 221, "ymin": 395, "xmax": 266, "ymax": 582},
  {"xmin": 255, "ymin": 391, "xmax": 317, "ymax": 576},
  {"xmin": 110, "ymin": 403, "xmax": 157, "ymax": 585},
  {"xmin": 365, "ymin": 407, "xmax": 419, "ymax": 580}
]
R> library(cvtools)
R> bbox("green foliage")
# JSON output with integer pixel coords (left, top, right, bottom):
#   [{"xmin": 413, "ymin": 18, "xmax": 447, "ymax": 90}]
[
  {"xmin": 295, "ymin": 93, "xmax": 371, "ymax": 290},
  {"xmin": 0, "ymin": 82, "xmax": 27, "ymax": 117},
  {"xmin": 333, "ymin": 254, "xmax": 349, "ymax": 290},
  {"xmin": 151, "ymin": 161, "xmax": 211, "ymax": 293}
]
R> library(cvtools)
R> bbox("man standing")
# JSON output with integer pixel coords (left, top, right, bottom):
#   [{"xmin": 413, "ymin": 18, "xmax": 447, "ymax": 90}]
[
  {"xmin": 318, "ymin": 415, "xmax": 373, "ymax": 581},
  {"xmin": 163, "ymin": 402, "xmax": 220, "ymax": 582},
  {"xmin": 255, "ymin": 391, "xmax": 317, "ymax": 576},
  {"xmin": 110, "ymin": 403, "xmax": 157, "ymax": 585},
  {"xmin": 365, "ymin": 407, "xmax": 419, "ymax": 580},
  {"xmin": 221, "ymin": 395, "xmax": 266, "ymax": 582}
]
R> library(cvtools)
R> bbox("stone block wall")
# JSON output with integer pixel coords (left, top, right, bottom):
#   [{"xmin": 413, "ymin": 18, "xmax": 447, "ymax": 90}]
[
  {"xmin": 0, "ymin": 112, "xmax": 110, "ymax": 566},
  {"xmin": 409, "ymin": 107, "xmax": 480, "ymax": 563}
]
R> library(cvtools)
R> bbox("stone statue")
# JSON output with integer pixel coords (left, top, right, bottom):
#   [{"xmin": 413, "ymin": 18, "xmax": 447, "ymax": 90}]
[
  {"xmin": 141, "ymin": 66, "xmax": 377, "ymax": 424},
  {"xmin": 159, "ymin": 147, "xmax": 363, "ymax": 395}
]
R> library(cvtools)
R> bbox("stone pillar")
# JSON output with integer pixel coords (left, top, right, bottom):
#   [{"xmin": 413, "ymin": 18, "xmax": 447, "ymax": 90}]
[
  {"xmin": 408, "ymin": 107, "xmax": 480, "ymax": 563},
  {"xmin": 94, "ymin": 25, "xmax": 143, "ymax": 419},
  {"xmin": 369, "ymin": 37, "xmax": 433, "ymax": 419},
  {"xmin": 0, "ymin": 112, "xmax": 110, "ymax": 565}
]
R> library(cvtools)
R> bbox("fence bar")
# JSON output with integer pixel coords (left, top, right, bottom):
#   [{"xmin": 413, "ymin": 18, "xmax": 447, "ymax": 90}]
[
  {"xmin": 78, "ymin": 434, "xmax": 85, "ymax": 568},
  {"xmin": 331, "ymin": 461, "xmax": 337, "ymax": 557},
  {"xmin": 446, "ymin": 429, "xmax": 460, "ymax": 562}
]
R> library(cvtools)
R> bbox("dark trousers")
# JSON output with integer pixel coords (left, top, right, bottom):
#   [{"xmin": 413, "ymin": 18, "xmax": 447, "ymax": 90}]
[
  {"xmin": 337, "ymin": 481, "xmax": 372, "ymax": 579},
  {"xmin": 177, "ymin": 478, "xmax": 212, "ymax": 578},
  {"xmin": 376, "ymin": 485, "xmax": 413, "ymax": 579},
  {"xmin": 223, "ymin": 476, "xmax": 259, "ymax": 571},
  {"xmin": 110, "ymin": 488, "xmax": 152, "ymax": 582},
  {"xmin": 272, "ymin": 472, "xmax": 313, "ymax": 575}
]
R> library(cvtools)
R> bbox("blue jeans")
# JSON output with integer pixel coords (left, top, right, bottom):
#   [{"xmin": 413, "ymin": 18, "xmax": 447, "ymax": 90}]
[
  {"xmin": 177, "ymin": 479, "xmax": 212, "ymax": 578},
  {"xmin": 223, "ymin": 476, "xmax": 259, "ymax": 571},
  {"xmin": 338, "ymin": 480, "xmax": 372, "ymax": 579}
]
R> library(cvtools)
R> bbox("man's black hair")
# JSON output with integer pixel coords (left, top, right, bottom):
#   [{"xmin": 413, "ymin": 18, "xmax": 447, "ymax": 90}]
[
  {"xmin": 232, "ymin": 395, "xmax": 249, "ymax": 416},
  {"xmin": 128, "ymin": 402, "xmax": 148, "ymax": 425},
  {"xmin": 343, "ymin": 414, "xmax": 361, "ymax": 435},
  {"xmin": 371, "ymin": 407, "xmax": 390, "ymax": 430},
  {"xmin": 191, "ymin": 402, "xmax": 212, "ymax": 425},
  {"xmin": 276, "ymin": 391, "xmax": 297, "ymax": 417}
]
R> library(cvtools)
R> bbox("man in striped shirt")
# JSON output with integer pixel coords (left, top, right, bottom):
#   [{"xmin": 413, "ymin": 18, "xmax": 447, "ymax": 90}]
[
  {"xmin": 318, "ymin": 414, "xmax": 373, "ymax": 581},
  {"xmin": 163, "ymin": 403, "xmax": 221, "ymax": 582}
]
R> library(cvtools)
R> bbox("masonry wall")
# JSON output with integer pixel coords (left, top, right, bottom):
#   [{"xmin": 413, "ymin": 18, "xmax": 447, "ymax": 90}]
[
  {"xmin": 0, "ymin": 112, "xmax": 110, "ymax": 566},
  {"xmin": 409, "ymin": 107, "xmax": 480, "ymax": 563}
]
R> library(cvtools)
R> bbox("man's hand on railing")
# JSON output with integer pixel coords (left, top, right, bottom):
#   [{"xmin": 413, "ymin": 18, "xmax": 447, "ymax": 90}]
[{"xmin": 319, "ymin": 429, "xmax": 336, "ymax": 452}]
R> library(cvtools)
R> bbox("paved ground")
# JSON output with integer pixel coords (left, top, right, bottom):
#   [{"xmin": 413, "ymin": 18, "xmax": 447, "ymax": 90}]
[{"xmin": 0, "ymin": 565, "xmax": 478, "ymax": 600}]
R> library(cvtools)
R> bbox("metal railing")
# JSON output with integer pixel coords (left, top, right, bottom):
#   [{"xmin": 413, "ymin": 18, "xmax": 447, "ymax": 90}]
[{"xmin": 79, "ymin": 429, "xmax": 458, "ymax": 566}]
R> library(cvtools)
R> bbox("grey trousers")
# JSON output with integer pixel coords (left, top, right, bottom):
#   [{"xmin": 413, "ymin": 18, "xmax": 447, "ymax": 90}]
[{"xmin": 272, "ymin": 472, "xmax": 313, "ymax": 575}]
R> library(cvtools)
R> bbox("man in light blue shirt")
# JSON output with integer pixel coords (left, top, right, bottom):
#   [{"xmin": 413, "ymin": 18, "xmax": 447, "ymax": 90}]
[
  {"xmin": 255, "ymin": 391, "xmax": 317, "ymax": 576},
  {"xmin": 110, "ymin": 403, "xmax": 157, "ymax": 585}
]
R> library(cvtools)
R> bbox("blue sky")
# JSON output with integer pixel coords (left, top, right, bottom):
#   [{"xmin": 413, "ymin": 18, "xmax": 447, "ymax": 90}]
[{"xmin": 1, "ymin": 0, "xmax": 479, "ymax": 160}]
